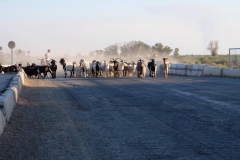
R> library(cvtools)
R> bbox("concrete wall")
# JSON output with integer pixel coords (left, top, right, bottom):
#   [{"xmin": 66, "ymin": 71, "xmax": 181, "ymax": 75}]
[
  {"xmin": 0, "ymin": 69, "xmax": 25, "ymax": 135},
  {"xmin": 168, "ymin": 63, "xmax": 240, "ymax": 78}
]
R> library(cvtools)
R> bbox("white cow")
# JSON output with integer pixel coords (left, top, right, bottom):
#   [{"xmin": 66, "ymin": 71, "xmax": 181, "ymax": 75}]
[
  {"xmin": 117, "ymin": 59, "xmax": 125, "ymax": 77},
  {"xmin": 108, "ymin": 61, "xmax": 115, "ymax": 77},
  {"xmin": 127, "ymin": 62, "xmax": 137, "ymax": 77},
  {"xmin": 79, "ymin": 59, "xmax": 90, "ymax": 78},
  {"xmin": 163, "ymin": 58, "xmax": 170, "ymax": 78},
  {"xmin": 59, "ymin": 58, "xmax": 78, "ymax": 78},
  {"xmin": 96, "ymin": 60, "xmax": 109, "ymax": 77}
]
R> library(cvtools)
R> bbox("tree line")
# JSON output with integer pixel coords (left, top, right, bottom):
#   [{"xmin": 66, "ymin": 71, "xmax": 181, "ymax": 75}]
[{"xmin": 89, "ymin": 41, "xmax": 179, "ymax": 57}]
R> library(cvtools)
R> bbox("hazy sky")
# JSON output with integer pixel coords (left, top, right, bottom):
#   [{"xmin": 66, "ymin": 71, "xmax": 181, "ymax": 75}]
[{"xmin": 1, "ymin": 0, "xmax": 240, "ymax": 57}]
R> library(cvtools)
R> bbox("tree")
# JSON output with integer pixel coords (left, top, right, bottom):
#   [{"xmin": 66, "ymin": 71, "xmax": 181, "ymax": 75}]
[
  {"xmin": 120, "ymin": 41, "xmax": 137, "ymax": 57},
  {"xmin": 120, "ymin": 42, "xmax": 131, "ymax": 57},
  {"xmin": 119, "ymin": 41, "xmax": 151, "ymax": 57},
  {"xmin": 151, "ymin": 43, "xmax": 163, "ymax": 56},
  {"xmin": 104, "ymin": 43, "xmax": 119, "ymax": 56},
  {"xmin": 135, "ymin": 41, "xmax": 151, "ymax": 57},
  {"xmin": 173, "ymin": 48, "xmax": 179, "ymax": 56},
  {"xmin": 207, "ymin": 40, "xmax": 219, "ymax": 56},
  {"xmin": 95, "ymin": 50, "xmax": 104, "ymax": 56},
  {"xmin": 163, "ymin": 46, "xmax": 173, "ymax": 55},
  {"xmin": 151, "ymin": 43, "xmax": 173, "ymax": 56}
]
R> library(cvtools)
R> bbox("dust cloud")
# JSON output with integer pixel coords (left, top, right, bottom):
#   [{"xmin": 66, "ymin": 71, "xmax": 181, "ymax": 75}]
[{"xmin": 0, "ymin": 52, "xmax": 182, "ymax": 66}]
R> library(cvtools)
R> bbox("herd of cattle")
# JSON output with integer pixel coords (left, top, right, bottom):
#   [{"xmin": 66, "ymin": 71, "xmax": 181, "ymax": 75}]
[{"xmin": 0, "ymin": 58, "xmax": 170, "ymax": 79}]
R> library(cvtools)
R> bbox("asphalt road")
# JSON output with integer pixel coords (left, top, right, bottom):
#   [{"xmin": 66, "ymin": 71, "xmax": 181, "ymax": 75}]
[
  {"xmin": 0, "ymin": 73, "xmax": 240, "ymax": 160},
  {"xmin": 0, "ymin": 73, "xmax": 16, "ymax": 95}
]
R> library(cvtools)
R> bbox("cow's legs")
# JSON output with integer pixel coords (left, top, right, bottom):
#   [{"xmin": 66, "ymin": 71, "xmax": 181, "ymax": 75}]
[
  {"xmin": 43, "ymin": 72, "xmax": 47, "ymax": 79},
  {"xmin": 64, "ymin": 70, "xmax": 67, "ymax": 78}
]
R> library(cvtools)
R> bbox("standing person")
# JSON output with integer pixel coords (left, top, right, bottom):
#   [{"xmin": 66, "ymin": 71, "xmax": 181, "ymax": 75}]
[{"xmin": 45, "ymin": 49, "xmax": 50, "ymax": 65}]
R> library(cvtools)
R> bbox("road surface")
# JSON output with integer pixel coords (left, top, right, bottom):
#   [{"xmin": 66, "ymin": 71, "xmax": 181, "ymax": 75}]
[
  {"xmin": 0, "ymin": 73, "xmax": 16, "ymax": 95},
  {"xmin": 0, "ymin": 74, "xmax": 239, "ymax": 160}
]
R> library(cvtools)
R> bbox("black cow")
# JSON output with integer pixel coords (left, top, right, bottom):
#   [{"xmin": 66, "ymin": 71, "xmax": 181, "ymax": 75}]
[
  {"xmin": 23, "ymin": 65, "xmax": 38, "ymax": 78},
  {"xmin": 29, "ymin": 63, "xmax": 52, "ymax": 79},
  {"xmin": 95, "ymin": 61, "xmax": 100, "ymax": 77},
  {"xmin": 49, "ymin": 59, "xmax": 57, "ymax": 78},
  {"xmin": 148, "ymin": 59, "xmax": 157, "ymax": 78},
  {"xmin": 111, "ymin": 58, "xmax": 121, "ymax": 77},
  {"xmin": 0, "ymin": 64, "xmax": 18, "ymax": 73},
  {"xmin": 0, "ymin": 65, "xmax": 3, "ymax": 73},
  {"xmin": 136, "ymin": 59, "xmax": 146, "ymax": 78}
]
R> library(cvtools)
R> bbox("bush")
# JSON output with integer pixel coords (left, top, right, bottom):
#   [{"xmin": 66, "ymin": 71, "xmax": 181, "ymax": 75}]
[{"xmin": 172, "ymin": 55, "xmax": 228, "ymax": 68}]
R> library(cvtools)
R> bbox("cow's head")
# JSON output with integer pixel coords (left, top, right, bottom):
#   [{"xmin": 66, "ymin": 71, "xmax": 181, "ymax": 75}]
[
  {"xmin": 163, "ymin": 58, "xmax": 168, "ymax": 61},
  {"xmin": 31, "ymin": 63, "xmax": 38, "ymax": 69},
  {"xmin": 79, "ymin": 59, "xmax": 82, "ymax": 64},
  {"xmin": 59, "ymin": 58, "xmax": 66, "ymax": 65},
  {"xmin": 50, "ymin": 59, "xmax": 56, "ymax": 65},
  {"xmin": 11, "ymin": 65, "xmax": 18, "ymax": 72},
  {"xmin": 111, "ymin": 58, "xmax": 121, "ymax": 64}
]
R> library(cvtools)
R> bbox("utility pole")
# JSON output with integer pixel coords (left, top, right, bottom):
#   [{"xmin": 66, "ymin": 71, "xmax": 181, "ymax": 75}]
[{"xmin": 8, "ymin": 41, "xmax": 15, "ymax": 65}]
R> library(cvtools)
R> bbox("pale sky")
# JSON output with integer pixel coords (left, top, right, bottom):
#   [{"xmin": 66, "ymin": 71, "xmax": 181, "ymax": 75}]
[{"xmin": 1, "ymin": 0, "xmax": 240, "ymax": 57}]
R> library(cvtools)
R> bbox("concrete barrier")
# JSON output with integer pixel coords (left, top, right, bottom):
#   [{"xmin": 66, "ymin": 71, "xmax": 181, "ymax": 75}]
[
  {"xmin": 223, "ymin": 68, "xmax": 233, "ymax": 77},
  {"xmin": 169, "ymin": 64, "xmax": 176, "ymax": 75},
  {"xmin": 233, "ymin": 69, "xmax": 240, "ymax": 77},
  {"xmin": 190, "ymin": 65, "xmax": 198, "ymax": 76},
  {"xmin": 168, "ymin": 62, "xmax": 240, "ymax": 78},
  {"xmin": 186, "ymin": 65, "xmax": 192, "ymax": 76},
  {"xmin": 0, "ymin": 110, "xmax": 6, "ymax": 135},
  {"xmin": 169, "ymin": 64, "xmax": 187, "ymax": 75},
  {"xmin": 223, "ymin": 68, "xmax": 240, "ymax": 78},
  {"xmin": 176, "ymin": 64, "xmax": 181, "ymax": 75},
  {"xmin": 180, "ymin": 64, "xmax": 187, "ymax": 76},
  {"xmin": 203, "ymin": 66, "xmax": 212, "ymax": 76},
  {"xmin": 197, "ymin": 64, "xmax": 207, "ymax": 76},
  {"xmin": 0, "ymin": 69, "xmax": 25, "ymax": 135},
  {"xmin": 203, "ymin": 66, "xmax": 222, "ymax": 76},
  {"xmin": 170, "ymin": 64, "xmax": 203, "ymax": 76}
]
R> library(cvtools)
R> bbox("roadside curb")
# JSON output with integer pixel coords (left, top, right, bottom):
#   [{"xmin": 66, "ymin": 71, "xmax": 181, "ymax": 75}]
[{"xmin": 0, "ymin": 69, "xmax": 25, "ymax": 135}]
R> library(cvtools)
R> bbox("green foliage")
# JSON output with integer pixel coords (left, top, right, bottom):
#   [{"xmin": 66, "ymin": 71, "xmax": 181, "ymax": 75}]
[
  {"xmin": 173, "ymin": 48, "xmax": 179, "ymax": 56},
  {"xmin": 173, "ymin": 55, "xmax": 228, "ymax": 68},
  {"xmin": 95, "ymin": 50, "xmax": 104, "ymax": 56},
  {"xmin": 120, "ymin": 41, "xmax": 151, "ymax": 57},
  {"xmin": 151, "ymin": 43, "xmax": 173, "ymax": 56},
  {"xmin": 96, "ymin": 41, "xmax": 174, "ymax": 58},
  {"xmin": 104, "ymin": 43, "xmax": 119, "ymax": 56}
]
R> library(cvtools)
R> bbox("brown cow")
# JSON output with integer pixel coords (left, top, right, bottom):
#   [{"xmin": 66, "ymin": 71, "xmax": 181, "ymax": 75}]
[{"xmin": 163, "ymin": 58, "xmax": 170, "ymax": 78}]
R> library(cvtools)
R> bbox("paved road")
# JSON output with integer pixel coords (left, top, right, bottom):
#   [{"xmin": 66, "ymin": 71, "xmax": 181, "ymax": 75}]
[
  {"xmin": 0, "ymin": 73, "xmax": 16, "ymax": 95},
  {"xmin": 0, "ymin": 74, "xmax": 240, "ymax": 160}
]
